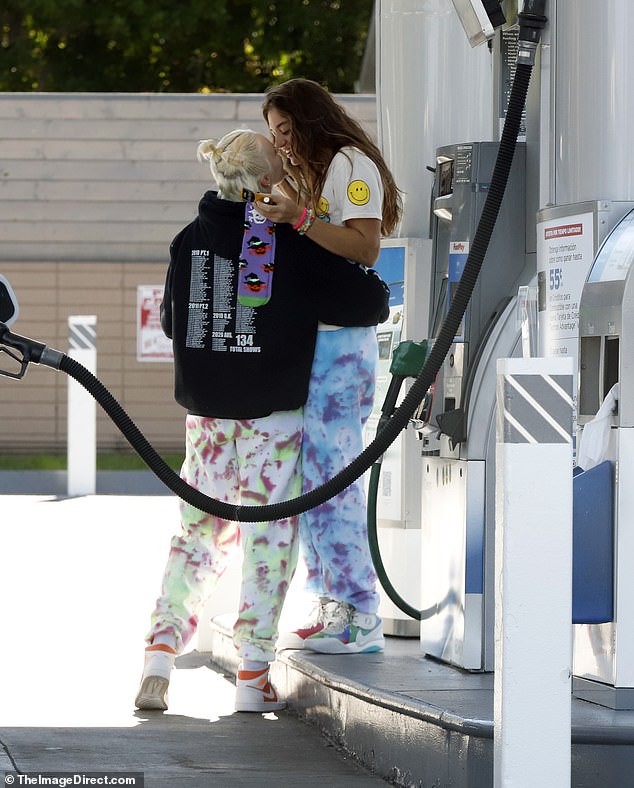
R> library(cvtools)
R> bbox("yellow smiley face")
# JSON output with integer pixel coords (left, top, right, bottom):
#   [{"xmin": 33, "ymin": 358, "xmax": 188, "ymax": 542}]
[
  {"xmin": 347, "ymin": 180, "xmax": 371, "ymax": 206},
  {"xmin": 317, "ymin": 196, "xmax": 330, "ymax": 217}
]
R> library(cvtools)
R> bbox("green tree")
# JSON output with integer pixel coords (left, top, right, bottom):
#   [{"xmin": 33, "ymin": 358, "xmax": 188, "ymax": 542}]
[{"xmin": 0, "ymin": 0, "xmax": 374, "ymax": 93}]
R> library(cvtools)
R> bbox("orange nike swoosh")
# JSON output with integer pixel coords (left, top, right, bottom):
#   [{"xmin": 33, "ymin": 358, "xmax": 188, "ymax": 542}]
[{"xmin": 260, "ymin": 683, "xmax": 278, "ymax": 702}]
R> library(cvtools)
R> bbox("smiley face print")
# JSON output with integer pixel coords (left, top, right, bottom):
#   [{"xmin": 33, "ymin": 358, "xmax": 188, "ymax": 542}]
[
  {"xmin": 347, "ymin": 179, "xmax": 371, "ymax": 206},
  {"xmin": 317, "ymin": 196, "xmax": 330, "ymax": 220}
]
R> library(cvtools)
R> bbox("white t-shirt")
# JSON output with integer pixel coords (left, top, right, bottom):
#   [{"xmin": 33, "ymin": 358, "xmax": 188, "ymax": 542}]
[
  {"xmin": 317, "ymin": 147, "xmax": 384, "ymax": 331},
  {"xmin": 317, "ymin": 147, "xmax": 384, "ymax": 227}
]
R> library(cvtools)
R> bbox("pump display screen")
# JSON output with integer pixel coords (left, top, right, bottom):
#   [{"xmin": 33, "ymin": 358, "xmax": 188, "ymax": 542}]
[{"xmin": 438, "ymin": 159, "xmax": 454, "ymax": 197}]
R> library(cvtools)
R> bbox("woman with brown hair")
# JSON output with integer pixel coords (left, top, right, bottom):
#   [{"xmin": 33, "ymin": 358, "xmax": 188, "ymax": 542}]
[{"xmin": 257, "ymin": 78, "xmax": 402, "ymax": 655}]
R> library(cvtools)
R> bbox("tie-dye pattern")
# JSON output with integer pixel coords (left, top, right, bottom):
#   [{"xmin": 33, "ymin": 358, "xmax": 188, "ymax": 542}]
[
  {"xmin": 148, "ymin": 410, "xmax": 302, "ymax": 663},
  {"xmin": 300, "ymin": 326, "xmax": 380, "ymax": 614}
]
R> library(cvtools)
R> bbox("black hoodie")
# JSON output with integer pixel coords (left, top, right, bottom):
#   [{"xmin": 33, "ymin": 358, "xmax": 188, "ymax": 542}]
[{"xmin": 161, "ymin": 191, "xmax": 389, "ymax": 419}]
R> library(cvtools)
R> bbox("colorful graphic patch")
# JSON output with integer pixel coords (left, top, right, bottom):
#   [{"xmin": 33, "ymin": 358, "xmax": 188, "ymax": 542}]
[
  {"xmin": 317, "ymin": 195, "xmax": 330, "ymax": 221},
  {"xmin": 347, "ymin": 180, "xmax": 371, "ymax": 206}
]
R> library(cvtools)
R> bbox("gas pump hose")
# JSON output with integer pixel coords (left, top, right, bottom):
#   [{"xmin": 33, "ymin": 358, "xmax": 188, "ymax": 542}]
[{"xmin": 0, "ymin": 6, "xmax": 547, "ymax": 626}]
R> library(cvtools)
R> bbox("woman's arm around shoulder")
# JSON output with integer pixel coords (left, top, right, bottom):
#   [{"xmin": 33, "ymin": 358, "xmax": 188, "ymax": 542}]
[{"xmin": 255, "ymin": 192, "xmax": 381, "ymax": 266}]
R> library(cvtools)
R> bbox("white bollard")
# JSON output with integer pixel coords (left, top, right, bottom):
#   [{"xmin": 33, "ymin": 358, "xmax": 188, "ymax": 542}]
[
  {"xmin": 67, "ymin": 315, "xmax": 97, "ymax": 497},
  {"xmin": 494, "ymin": 357, "xmax": 573, "ymax": 788}
]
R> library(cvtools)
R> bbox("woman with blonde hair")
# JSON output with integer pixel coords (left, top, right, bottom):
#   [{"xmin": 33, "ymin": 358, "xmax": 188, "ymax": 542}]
[{"xmin": 196, "ymin": 129, "xmax": 279, "ymax": 200}]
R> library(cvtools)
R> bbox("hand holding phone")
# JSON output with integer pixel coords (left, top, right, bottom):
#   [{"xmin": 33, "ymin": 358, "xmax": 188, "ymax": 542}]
[{"xmin": 241, "ymin": 188, "xmax": 273, "ymax": 204}]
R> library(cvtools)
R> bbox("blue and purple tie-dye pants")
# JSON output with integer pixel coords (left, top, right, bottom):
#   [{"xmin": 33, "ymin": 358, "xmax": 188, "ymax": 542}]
[{"xmin": 300, "ymin": 325, "xmax": 380, "ymax": 615}]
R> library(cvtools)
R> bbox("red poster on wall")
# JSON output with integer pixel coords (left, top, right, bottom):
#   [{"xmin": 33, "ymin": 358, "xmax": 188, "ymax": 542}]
[{"xmin": 137, "ymin": 285, "xmax": 173, "ymax": 362}]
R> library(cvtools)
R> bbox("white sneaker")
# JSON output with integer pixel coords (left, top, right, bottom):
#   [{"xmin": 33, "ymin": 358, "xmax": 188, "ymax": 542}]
[
  {"xmin": 304, "ymin": 603, "xmax": 385, "ymax": 654},
  {"xmin": 234, "ymin": 666, "xmax": 286, "ymax": 712},
  {"xmin": 276, "ymin": 596, "xmax": 336, "ymax": 650},
  {"xmin": 134, "ymin": 644, "xmax": 176, "ymax": 711}
]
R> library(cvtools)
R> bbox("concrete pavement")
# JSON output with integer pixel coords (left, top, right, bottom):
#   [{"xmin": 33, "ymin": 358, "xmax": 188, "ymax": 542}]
[{"xmin": 0, "ymin": 494, "xmax": 387, "ymax": 787}]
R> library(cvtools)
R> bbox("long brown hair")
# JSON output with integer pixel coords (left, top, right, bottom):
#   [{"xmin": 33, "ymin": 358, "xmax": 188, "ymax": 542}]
[{"xmin": 262, "ymin": 78, "xmax": 402, "ymax": 237}]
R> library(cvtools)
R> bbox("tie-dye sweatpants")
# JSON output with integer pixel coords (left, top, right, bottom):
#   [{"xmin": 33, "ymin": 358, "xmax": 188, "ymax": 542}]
[
  {"xmin": 299, "ymin": 325, "xmax": 380, "ymax": 615},
  {"xmin": 147, "ymin": 410, "xmax": 302, "ymax": 663}
]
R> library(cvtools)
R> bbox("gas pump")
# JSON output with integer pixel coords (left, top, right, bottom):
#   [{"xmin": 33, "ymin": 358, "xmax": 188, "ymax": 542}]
[
  {"xmin": 572, "ymin": 209, "xmax": 634, "ymax": 709},
  {"xmin": 416, "ymin": 140, "xmax": 531, "ymax": 670},
  {"xmin": 535, "ymin": 202, "xmax": 634, "ymax": 708},
  {"xmin": 536, "ymin": 201, "xmax": 634, "ymax": 438},
  {"xmin": 423, "ymin": 141, "xmax": 528, "ymax": 448},
  {"xmin": 370, "ymin": 0, "xmax": 545, "ymax": 670}
]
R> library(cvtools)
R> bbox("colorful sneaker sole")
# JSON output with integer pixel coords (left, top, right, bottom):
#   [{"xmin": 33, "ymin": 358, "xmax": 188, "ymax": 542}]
[{"xmin": 304, "ymin": 627, "xmax": 385, "ymax": 655}]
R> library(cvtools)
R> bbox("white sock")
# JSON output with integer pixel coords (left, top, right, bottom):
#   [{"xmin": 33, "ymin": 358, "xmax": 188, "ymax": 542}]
[
  {"xmin": 241, "ymin": 660, "xmax": 267, "ymax": 672},
  {"xmin": 153, "ymin": 633, "xmax": 177, "ymax": 650}
]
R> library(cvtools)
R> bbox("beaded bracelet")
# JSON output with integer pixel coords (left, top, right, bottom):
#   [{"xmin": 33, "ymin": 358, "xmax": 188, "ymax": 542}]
[
  {"xmin": 292, "ymin": 207, "xmax": 308, "ymax": 231},
  {"xmin": 296, "ymin": 208, "xmax": 315, "ymax": 236}
]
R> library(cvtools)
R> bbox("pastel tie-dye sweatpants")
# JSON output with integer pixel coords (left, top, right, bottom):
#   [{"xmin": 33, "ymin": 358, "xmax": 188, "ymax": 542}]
[
  {"xmin": 300, "ymin": 325, "xmax": 380, "ymax": 615},
  {"xmin": 147, "ymin": 410, "xmax": 302, "ymax": 663}
]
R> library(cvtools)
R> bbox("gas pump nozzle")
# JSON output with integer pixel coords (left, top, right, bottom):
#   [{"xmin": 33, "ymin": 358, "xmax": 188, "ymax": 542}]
[
  {"xmin": 378, "ymin": 340, "xmax": 430, "ymax": 433},
  {"xmin": 0, "ymin": 277, "xmax": 65, "ymax": 378},
  {"xmin": 0, "ymin": 322, "xmax": 64, "ymax": 379},
  {"xmin": 0, "ymin": 323, "xmax": 43, "ymax": 379}
]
